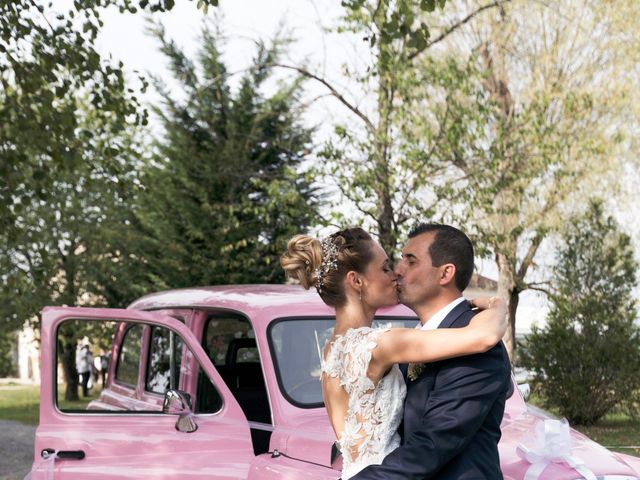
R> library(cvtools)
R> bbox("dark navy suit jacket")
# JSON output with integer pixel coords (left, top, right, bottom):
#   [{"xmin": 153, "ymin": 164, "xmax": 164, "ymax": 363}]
[{"xmin": 351, "ymin": 300, "xmax": 511, "ymax": 479}]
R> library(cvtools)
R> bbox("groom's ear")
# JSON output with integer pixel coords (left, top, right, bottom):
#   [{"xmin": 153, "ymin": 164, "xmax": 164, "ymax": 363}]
[{"xmin": 439, "ymin": 264, "xmax": 456, "ymax": 287}]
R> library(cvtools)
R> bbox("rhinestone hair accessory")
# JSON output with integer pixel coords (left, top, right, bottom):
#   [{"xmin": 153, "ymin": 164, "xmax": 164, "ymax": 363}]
[{"xmin": 315, "ymin": 236, "xmax": 340, "ymax": 293}]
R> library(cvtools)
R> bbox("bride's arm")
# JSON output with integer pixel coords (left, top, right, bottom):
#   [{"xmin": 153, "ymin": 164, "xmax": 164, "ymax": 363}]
[{"xmin": 373, "ymin": 297, "xmax": 507, "ymax": 367}]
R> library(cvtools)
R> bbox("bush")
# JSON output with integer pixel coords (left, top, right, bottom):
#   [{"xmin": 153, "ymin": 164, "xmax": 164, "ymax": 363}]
[{"xmin": 520, "ymin": 200, "xmax": 640, "ymax": 425}]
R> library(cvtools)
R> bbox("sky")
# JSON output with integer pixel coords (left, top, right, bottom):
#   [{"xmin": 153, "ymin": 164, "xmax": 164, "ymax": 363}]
[
  {"xmin": 90, "ymin": 0, "xmax": 553, "ymax": 334},
  {"xmin": 83, "ymin": 0, "xmax": 564, "ymax": 334},
  {"xmin": 95, "ymin": 1, "xmax": 362, "ymax": 136}
]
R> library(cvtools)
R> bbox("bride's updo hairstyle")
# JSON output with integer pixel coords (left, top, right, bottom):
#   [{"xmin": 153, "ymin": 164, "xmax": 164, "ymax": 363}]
[{"xmin": 281, "ymin": 227, "xmax": 374, "ymax": 308}]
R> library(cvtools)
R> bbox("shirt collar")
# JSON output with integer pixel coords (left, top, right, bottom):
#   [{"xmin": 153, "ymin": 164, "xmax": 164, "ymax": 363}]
[{"xmin": 419, "ymin": 296, "xmax": 466, "ymax": 330}]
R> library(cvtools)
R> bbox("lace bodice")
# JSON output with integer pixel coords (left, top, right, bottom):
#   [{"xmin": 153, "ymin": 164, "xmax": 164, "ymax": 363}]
[{"xmin": 321, "ymin": 327, "xmax": 406, "ymax": 479}]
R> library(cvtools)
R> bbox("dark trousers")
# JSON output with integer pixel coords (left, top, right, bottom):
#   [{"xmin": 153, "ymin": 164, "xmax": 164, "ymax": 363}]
[{"xmin": 80, "ymin": 371, "xmax": 91, "ymax": 397}]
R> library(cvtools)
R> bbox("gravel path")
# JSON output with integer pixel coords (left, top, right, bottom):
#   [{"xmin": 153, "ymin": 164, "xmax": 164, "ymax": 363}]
[{"xmin": 0, "ymin": 420, "xmax": 35, "ymax": 480}]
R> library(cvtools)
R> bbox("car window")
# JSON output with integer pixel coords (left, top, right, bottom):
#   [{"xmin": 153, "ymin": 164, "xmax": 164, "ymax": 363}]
[
  {"xmin": 146, "ymin": 326, "xmax": 184, "ymax": 394},
  {"xmin": 203, "ymin": 315, "xmax": 257, "ymax": 365},
  {"xmin": 202, "ymin": 314, "xmax": 270, "ymax": 423},
  {"xmin": 55, "ymin": 318, "xmax": 222, "ymax": 415},
  {"xmin": 268, "ymin": 317, "xmax": 419, "ymax": 407},
  {"xmin": 116, "ymin": 324, "xmax": 143, "ymax": 386},
  {"xmin": 56, "ymin": 318, "xmax": 119, "ymax": 411}
]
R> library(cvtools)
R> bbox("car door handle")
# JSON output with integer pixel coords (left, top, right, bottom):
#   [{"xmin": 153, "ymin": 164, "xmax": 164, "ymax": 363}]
[{"xmin": 41, "ymin": 449, "xmax": 85, "ymax": 460}]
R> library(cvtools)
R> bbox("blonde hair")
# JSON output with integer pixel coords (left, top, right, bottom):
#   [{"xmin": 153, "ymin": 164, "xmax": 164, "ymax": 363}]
[
  {"xmin": 280, "ymin": 228, "xmax": 374, "ymax": 307},
  {"xmin": 280, "ymin": 234, "xmax": 323, "ymax": 289}
]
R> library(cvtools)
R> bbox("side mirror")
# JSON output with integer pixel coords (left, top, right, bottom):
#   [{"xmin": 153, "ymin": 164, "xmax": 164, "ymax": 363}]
[
  {"xmin": 518, "ymin": 383, "xmax": 531, "ymax": 401},
  {"xmin": 162, "ymin": 389, "xmax": 198, "ymax": 433}
]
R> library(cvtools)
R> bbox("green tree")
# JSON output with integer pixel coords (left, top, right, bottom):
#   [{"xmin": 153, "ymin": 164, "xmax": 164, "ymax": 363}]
[
  {"xmin": 133, "ymin": 25, "xmax": 320, "ymax": 289},
  {"xmin": 1, "ymin": 1, "xmax": 221, "ymax": 315},
  {"xmin": 427, "ymin": 0, "xmax": 640, "ymax": 356},
  {"xmin": 0, "ymin": 101, "xmax": 144, "ymax": 398},
  {"xmin": 520, "ymin": 200, "xmax": 640, "ymax": 425},
  {"xmin": 298, "ymin": 0, "xmax": 639, "ymax": 357},
  {"xmin": 278, "ymin": 0, "xmax": 509, "ymax": 254},
  {"xmin": 1, "ymin": 0, "xmax": 216, "ymax": 393}
]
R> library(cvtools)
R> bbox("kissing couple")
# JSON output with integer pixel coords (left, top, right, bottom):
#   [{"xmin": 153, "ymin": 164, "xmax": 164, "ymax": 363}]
[{"xmin": 281, "ymin": 223, "xmax": 511, "ymax": 479}]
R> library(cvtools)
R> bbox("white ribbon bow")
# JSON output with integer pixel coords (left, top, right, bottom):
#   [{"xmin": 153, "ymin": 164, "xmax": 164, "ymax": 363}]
[
  {"xmin": 24, "ymin": 450, "xmax": 58, "ymax": 480},
  {"xmin": 516, "ymin": 419, "xmax": 597, "ymax": 480}
]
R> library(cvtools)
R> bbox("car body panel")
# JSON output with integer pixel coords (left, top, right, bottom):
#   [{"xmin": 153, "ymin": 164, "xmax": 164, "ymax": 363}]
[
  {"xmin": 33, "ymin": 307, "xmax": 253, "ymax": 480},
  {"xmin": 500, "ymin": 405, "xmax": 637, "ymax": 478},
  {"xmin": 31, "ymin": 285, "xmax": 640, "ymax": 479}
]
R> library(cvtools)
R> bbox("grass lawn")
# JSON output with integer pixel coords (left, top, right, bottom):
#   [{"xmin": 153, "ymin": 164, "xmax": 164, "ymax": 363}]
[
  {"xmin": 528, "ymin": 395, "xmax": 640, "ymax": 458},
  {"xmin": 0, "ymin": 383, "xmax": 40, "ymax": 425},
  {"xmin": 0, "ymin": 383, "xmax": 103, "ymax": 426},
  {"xmin": 575, "ymin": 412, "xmax": 640, "ymax": 457}
]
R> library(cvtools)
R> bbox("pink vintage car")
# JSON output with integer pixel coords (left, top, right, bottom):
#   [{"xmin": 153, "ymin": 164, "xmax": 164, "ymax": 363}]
[{"xmin": 31, "ymin": 285, "xmax": 640, "ymax": 479}]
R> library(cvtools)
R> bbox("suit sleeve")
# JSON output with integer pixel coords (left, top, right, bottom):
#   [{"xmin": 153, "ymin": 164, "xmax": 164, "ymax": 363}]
[{"xmin": 351, "ymin": 346, "xmax": 509, "ymax": 480}]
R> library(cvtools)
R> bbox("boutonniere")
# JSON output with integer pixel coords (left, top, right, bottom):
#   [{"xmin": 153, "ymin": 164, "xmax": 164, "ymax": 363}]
[{"xmin": 407, "ymin": 362, "xmax": 427, "ymax": 381}]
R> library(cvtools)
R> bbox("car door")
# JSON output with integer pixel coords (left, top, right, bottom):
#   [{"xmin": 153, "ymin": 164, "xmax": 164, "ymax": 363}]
[{"xmin": 32, "ymin": 306, "xmax": 254, "ymax": 480}]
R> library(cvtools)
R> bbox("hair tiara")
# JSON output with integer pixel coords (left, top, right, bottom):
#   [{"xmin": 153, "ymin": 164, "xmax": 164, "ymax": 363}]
[{"xmin": 315, "ymin": 236, "xmax": 340, "ymax": 293}]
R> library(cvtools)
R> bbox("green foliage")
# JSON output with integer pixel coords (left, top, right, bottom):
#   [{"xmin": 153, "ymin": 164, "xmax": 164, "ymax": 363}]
[
  {"xmin": 520, "ymin": 200, "xmax": 640, "ymax": 425},
  {"xmin": 0, "ymin": 99, "xmax": 146, "ymax": 332},
  {"xmin": 341, "ymin": 0, "xmax": 448, "ymax": 53},
  {"xmin": 133, "ymin": 25, "xmax": 320, "ymax": 288},
  {"xmin": 0, "ymin": 0, "xmax": 217, "ymax": 207},
  {"xmin": 1, "ymin": 1, "xmax": 147, "ymax": 226},
  {"xmin": 318, "ymin": 0, "xmax": 462, "ymax": 255},
  {"xmin": 1, "ymin": 0, "xmax": 220, "ymax": 333}
]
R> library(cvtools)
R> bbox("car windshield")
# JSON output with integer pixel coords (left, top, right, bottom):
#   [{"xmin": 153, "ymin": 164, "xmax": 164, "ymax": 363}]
[{"xmin": 269, "ymin": 316, "xmax": 419, "ymax": 407}]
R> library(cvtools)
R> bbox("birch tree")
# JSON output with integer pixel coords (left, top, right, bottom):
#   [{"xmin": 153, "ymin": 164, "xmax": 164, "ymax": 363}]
[
  {"xmin": 278, "ymin": 0, "xmax": 509, "ymax": 253},
  {"xmin": 295, "ymin": 0, "xmax": 638, "ymax": 357},
  {"xmin": 432, "ymin": 0, "xmax": 640, "ymax": 354}
]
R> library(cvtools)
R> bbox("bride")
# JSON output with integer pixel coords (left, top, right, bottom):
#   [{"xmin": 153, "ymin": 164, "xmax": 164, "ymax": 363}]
[{"xmin": 281, "ymin": 227, "xmax": 507, "ymax": 479}]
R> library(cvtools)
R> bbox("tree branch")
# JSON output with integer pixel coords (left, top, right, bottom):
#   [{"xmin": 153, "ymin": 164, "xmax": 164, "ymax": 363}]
[
  {"xmin": 517, "ymin": 230, "xmax": 544, "ymax": 281},
  {"xmin": 271, "ymin": 63, "xmax": 376, "ymax": 133},
  {"xmin": 395, "ymin": 101, "xmax": 451, "ymax": 212},
  {"xmin": 525, "ymin": 282, "xmax": 554, "ymax": 297},
  {"xmin": 408, "ymin": 0, "xmax": 513, "ymax": 61}
]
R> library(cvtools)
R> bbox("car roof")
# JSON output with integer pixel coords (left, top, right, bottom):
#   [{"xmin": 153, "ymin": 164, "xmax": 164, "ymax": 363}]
[
  {"xmin": 128, "ymin": 284, "xmax": 320, "ymax": 310},
  {"xmin": 128, "ymin": 284, "xmax": 416, "ymax": 321}
]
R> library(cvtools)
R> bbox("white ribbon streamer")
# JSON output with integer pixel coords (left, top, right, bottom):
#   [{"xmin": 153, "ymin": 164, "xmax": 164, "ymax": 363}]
[
  {"xmin": 516, "ymin": 419, "xmax": 597, "ymax": 480},
  {"xmin": 24, "ymin": 450, "xmax": 58, "ymax": 480}
]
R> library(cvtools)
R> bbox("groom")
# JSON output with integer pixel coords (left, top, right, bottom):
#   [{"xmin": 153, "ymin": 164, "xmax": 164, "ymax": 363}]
[{"xmin": 352, "ymin": 223, "xmax": 511, "ymax": 479}]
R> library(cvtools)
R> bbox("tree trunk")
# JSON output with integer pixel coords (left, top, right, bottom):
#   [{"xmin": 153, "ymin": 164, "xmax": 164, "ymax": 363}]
[
  {"xmin": 496, "ymin": 252, "xmax": 518, "ymax": 362},
  {"xmin": 60, "ymin": 249, "xmax": 79, "ymax": 401},
  {"xmin": 61, "ymin": 340, "xmax": 79, "ymax": 401},
  {"xmin": 377, "ymin": 191, "xmax": 395, "ymax": 256}
]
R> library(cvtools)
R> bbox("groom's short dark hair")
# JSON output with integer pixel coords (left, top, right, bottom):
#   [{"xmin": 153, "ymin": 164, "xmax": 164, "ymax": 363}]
[{"xmin": 408, "ymin": 223, "xmax": 474, "ymax": 292}]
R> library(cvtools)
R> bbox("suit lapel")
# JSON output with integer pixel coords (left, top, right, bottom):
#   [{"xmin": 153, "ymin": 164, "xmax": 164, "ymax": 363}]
[
  {"xmin": 405, "ymin": 301, "xmax": 472, "ymax": 390},
  {"xmin": 438, "ymin": 299, "xmax": 472, "ymax": 329},
  {"xmin": 399, "ymin": 363, "xmax": 409, "ymax": 383}
]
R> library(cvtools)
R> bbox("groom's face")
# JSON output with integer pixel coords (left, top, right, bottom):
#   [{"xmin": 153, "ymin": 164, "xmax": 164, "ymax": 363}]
[{"xmin": 395, "ymin": 233, "xmax": 441, "ymax": 308}]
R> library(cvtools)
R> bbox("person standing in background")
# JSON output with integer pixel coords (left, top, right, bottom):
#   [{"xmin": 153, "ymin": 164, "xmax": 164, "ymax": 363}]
[{"xmin": 76, "ymin": 343, "xmax": 93, "ymax": 397}]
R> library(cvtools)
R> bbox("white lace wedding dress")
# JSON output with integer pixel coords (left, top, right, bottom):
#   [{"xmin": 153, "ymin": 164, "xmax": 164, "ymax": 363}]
[{"xmin": 321, "ymin": 327, "xmax": 407, "ymax": 480}]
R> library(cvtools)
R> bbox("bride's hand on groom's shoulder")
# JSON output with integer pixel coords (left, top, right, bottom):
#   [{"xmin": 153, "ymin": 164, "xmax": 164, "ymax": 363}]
[
  {"xmin": 469, "ymin": 296, "xmax": 504, "ymax": 311},
  {"xmin": 469, "ymin": 297, "xmax": 508, "ymax": 347}
]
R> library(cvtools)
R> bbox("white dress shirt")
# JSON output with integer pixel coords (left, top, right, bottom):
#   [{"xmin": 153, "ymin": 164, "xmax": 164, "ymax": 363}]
[{"xmin": 419, "ymin": 296, "xmax": 466, "ymax": 330}]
